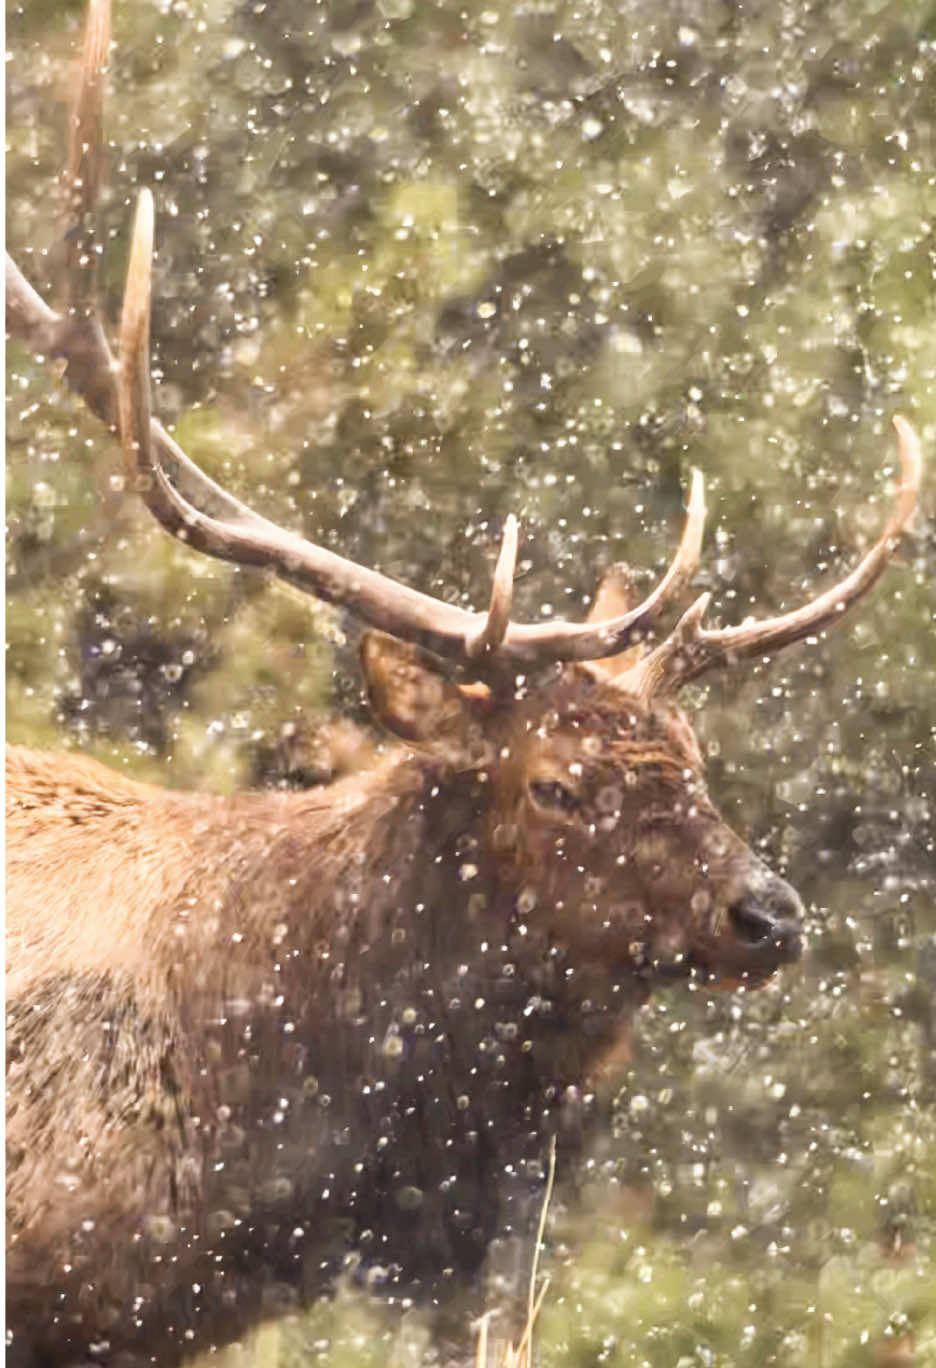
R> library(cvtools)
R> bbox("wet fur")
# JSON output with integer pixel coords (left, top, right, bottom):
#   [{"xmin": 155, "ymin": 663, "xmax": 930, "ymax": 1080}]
[{"xmin": 6, "ymin": 665, "xmax": 788, "ymax": 1365}]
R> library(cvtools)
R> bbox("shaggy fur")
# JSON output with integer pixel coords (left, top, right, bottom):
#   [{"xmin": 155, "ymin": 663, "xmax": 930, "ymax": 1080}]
[{"xmin": 6, "ymin": 660, "xmax": 801, "ymax": 1365}]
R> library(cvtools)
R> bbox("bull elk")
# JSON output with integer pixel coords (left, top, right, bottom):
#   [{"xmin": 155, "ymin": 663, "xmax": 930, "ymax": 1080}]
[{"xmin": 5, "ymin": 2, "xmax": 923, "ymax": 1364}]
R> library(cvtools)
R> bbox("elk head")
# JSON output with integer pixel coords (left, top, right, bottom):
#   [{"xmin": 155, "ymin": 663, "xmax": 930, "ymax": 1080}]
[{"xmin": 359, "ymin": 632, "xmax": 805, "ymax": 993}]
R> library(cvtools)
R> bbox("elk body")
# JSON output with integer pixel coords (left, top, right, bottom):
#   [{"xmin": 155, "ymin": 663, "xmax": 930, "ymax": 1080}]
[
  {"xmin": 5, "ymin": 3, "xmax": 922, "ymax": 1365},
  {"xmin": 7, "ymin": 650, "xmax": 806, "ymax": 1368}
]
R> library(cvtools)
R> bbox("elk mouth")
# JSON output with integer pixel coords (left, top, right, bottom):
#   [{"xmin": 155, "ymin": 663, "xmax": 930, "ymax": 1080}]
[{"xmin": 691, "ymin": 875, "xmax": 804, "ymax": 982}]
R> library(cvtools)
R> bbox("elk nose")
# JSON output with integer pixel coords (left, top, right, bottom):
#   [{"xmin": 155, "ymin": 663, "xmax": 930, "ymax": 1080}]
[{"xmin": 728, "ymin": 869, "xmax": 804, "ymax": 965}]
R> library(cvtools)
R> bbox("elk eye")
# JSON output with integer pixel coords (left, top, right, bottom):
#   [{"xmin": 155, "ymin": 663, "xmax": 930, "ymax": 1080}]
[{"xmin": 528, "ymin": 779, "xmax": 578, "ymax": 814}]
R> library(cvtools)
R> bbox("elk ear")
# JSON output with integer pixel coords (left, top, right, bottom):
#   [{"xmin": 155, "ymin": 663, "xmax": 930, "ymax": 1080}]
[
  {"xmin": 582, "ymin": 563, "xmax": 647, "ymax": 680},
  {"xmin": 360, "ymin": 632, "xmax": 493, "ymax": 769}
]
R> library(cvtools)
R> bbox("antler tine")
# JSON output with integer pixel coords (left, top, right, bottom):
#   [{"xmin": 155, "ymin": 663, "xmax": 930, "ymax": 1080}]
[
  {"xmin": 466, "ymin": 515, "xmax": 519, "ymax": 658},
  {"xmin": 629, "ymin": 417, "xmax": 922, "ymax": 696},
  {"xmin": 64, "ymin": 0, "xmax": 111, "ymax": 318},
  {"xmin": 636, "ymin": 466, "xmax": 705, "ymax": 615},
  {"xmin": 118, "ymin": 191, "xmax": 155, "ymax": 491}
]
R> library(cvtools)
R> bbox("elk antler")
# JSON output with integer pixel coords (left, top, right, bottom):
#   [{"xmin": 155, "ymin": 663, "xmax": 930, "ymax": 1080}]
[
  {"xmin": 9, "ymin": 0, "xmax": 706, "ymax": 674},
  {"xmin": 622, "ymin": 415, "xmax": 922, "ymax": 698},
  {"xmin": 10, "ymin": 0, "xmax": 920, "ymax": 680},
  {"xmin": 117, "ymin": 190, "xmax": 705, "ymax": 669}
]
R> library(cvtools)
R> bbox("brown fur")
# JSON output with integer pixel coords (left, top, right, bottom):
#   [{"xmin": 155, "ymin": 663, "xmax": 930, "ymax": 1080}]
[{"xmin": 6, "ymin": 654, "xmax": 802, "ymax": 1366}]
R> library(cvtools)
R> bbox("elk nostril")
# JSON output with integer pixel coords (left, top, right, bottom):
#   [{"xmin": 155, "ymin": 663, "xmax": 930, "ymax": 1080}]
[
  {"xmin": 728, "ymin": 873, "xmax": 804, "ymax": 964},
  {"xmin": 728, "ymin": 902, "xmax": 776, "ymax": 945},
  {"xmin": 728, "ymin": 903, "xmax": 802, "ymax": 959}
]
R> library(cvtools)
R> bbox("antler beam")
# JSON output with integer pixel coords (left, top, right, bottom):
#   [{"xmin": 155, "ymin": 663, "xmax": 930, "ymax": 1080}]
[{"xmin": 116, "ymin": 191, "xmax": 706, "ymax": 668}]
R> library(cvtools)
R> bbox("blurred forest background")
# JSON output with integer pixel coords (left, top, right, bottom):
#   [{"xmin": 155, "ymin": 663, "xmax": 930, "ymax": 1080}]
[{"xmin": 6, "ymin": 0, "xmax": 936, "ymax": 1363}]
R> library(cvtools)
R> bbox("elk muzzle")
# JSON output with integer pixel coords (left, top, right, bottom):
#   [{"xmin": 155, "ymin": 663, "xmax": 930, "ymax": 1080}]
[{"xmin": 692, "ymin": 862, "xmax": 804, "ymax": 982}]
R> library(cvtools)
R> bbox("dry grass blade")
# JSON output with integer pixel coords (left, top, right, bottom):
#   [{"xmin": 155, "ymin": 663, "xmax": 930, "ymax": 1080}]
[
  {"xmin": 476, "ymin": 1135, "xmax": 557, "ymax": 1368},
  {"xmin": 503, "ymin": 1276, "xmax": 551, "ymax": 1368}
]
